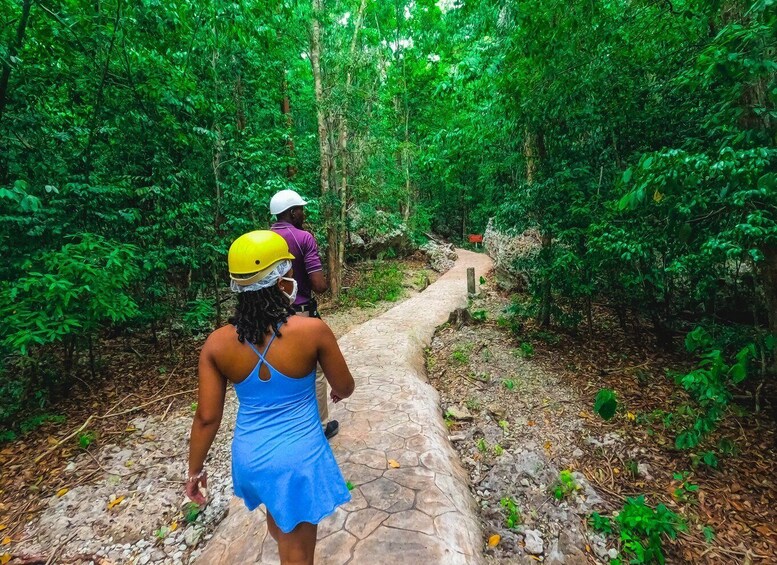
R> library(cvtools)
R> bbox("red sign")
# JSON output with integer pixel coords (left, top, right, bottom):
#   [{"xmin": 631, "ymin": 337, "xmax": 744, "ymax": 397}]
[{"xmin": 468, "ymin": 234, "xmax": 483, "ymax": 244}]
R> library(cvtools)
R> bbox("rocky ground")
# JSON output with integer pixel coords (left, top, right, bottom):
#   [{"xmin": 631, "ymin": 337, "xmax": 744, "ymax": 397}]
[
  {"xmin": 427, "ymin": 291, "xmax": 609, "ymax": 564},
  {"xmin": 427, "ymin": 274, "xmax": 777, "ymax": 564},
  {"xmin": 1, "ymin": 256, "xmax": 438, "ymax": 565}
]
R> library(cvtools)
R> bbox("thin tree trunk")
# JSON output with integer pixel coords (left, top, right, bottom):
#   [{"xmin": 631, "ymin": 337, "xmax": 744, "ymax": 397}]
[
  {"xmin": 0, "ymin": 0, "xmax": 32, "ymax": 124},
  {"xmin": 309, "ymin": 0, "xmax": 338, "ymax": 294},
  {"xmin": 761, "ymin": 246, "xmax": 777, "ymax": 370},
  {"xmin": 538, "ymin": 233, "xmax": 553, "ymax": 327},
  {"xmin": 334, "ymin": 0, "xmax": 367, "ymax": 290},
  {"xmin": 310, "ymin": 0, "xmax": 330, "ymax": 197},
  {"xmin": 281, "ymin": 69, "xmax": 297, "ymax": 179},
  {"xmin": 83, "ymin": 1, "xmax": 122, "ymax": 181}
]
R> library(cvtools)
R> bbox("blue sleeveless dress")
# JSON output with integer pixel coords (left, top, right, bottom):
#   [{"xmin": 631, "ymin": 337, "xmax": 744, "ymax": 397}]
[{"xmin": 231, "ymin": 327, "xmax": 351, "ymax": 533}]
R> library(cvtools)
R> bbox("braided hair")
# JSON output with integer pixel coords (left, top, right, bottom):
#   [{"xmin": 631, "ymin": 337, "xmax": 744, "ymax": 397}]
[{"xmin": 228, "ymin": 285, "xmax": 296, "ymax": 345}]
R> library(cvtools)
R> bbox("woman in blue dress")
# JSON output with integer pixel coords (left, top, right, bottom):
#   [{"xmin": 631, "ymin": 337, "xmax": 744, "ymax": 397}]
[{"xmin": 185, "ymin": 230, "xmax": 355, "ymax": 565}]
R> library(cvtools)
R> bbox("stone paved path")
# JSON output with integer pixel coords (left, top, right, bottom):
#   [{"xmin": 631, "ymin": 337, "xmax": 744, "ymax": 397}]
[{"xmin": 195, "ymin": 250, "xmax": 492, "ymax": 564}]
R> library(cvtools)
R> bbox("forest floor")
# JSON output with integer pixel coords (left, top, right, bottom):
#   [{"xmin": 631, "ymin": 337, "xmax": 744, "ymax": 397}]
[
  {"xmin": 0, "ymin": 255, "xmax": 437, "ymax": 565},
  {"xmin": 427, "ymin": 273, "xmax": 777, "ymax": 564}
]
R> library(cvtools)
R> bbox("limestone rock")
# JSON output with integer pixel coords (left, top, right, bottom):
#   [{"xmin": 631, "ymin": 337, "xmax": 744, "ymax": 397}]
[{"xmin": 523, "ymin": 529, "xmax": 544, "ymax": 555}]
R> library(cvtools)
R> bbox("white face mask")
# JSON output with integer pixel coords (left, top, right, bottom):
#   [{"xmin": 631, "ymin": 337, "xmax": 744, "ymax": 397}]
[{"xmin": 280, "ymin": 276, "xmax": 298, "ymax": 304}]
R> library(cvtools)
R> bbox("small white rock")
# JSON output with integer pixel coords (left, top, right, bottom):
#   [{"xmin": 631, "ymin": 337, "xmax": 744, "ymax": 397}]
[
  {"xmin": 608, "ymin": 548, "xmax": 619, "ymax": 559},
  {"xmin": 523, "ymin": 529, "xmax": 544, "ymax": 555}
]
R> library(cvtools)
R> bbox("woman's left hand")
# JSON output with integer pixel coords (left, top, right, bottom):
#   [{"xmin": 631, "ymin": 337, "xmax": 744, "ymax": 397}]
[{"xmin": 185, "ymin": 470, "xmax": 208, "ymax": 505}]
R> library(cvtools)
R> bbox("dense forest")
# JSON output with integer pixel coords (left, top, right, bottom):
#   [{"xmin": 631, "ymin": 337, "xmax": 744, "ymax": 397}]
[{"xmin": 1, "ymin": 0, "xmax": 775, "ymax": 458}]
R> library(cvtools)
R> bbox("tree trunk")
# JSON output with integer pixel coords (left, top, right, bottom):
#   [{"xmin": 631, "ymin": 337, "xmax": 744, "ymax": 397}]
[
  {"xmin": 0, "ymin": 0, "xmax": 32, "ymax": 124},
  {"xmin": 525, "ymin": 127, "xmax": 551, "ymax": 326},
  {"xmin": 761, "ymin": 246, "xmax": 777, "ymax": 370},
  {"xmin": 309, "ymin": 0, "xmax": 338, "ymax": 295},
  {"xmin": 335, "ymin": 0, "xmax": 367, "ymax": 292},
  {"xmin": 281, "ymin": 70, "xmax": 297, "ymax": 179},
  {"xmin": 538, "ymin": 233, "xmax": 553, "ymax": 327}
]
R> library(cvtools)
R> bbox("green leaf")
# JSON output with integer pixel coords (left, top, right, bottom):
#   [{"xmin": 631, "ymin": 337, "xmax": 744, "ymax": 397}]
[{"xmin": 594, "ymin": 389, "xmax": 618, "ymax": 421}]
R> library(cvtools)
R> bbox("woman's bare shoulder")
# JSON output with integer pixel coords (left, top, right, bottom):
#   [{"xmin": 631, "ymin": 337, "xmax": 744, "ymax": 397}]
[
  {"xmin": 202, "ymin": 325, "xmax": 237, "ymax": 352},
  {"xmin": 283, "ymin": 315, "xmax": 332, "ymax": 337}
]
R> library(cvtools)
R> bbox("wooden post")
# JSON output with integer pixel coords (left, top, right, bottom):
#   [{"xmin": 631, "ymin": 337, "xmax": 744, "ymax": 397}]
[{"xmin": 467, "ymin": 267, "xmax": 476, "ymax": 295}]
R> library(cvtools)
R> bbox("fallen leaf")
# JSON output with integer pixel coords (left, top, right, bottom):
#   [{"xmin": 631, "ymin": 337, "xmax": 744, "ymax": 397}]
[
  {"xmin": 613, "ymin": 468, "xmax": 620, "ymax": 474},
  {"xmin": 544, "ymin": 440, "xmax": 552, "ymax": 452},
  {"xmin": 107, "ymin": 495, "xmax": 125, "ymax": 510},
  {"xmin": 0, "ymin": 538, "xmax": 9, "ymax": 546},
  {"xmin": 47, "ymin": 436, "xmax": 59, "ymax": 446},
  {"xmin": 527, "ymin": 420, "xmax": 536, "ymax": 427},
  {"xmin": 0, "ymin": 526, "xmax": 5, "ymax": 532},
  {"xmin": 488, "ymin": 534, "xmax": 500, "ymax": 547},
  {"xmin": 626, "ymin": 412, "xmax": 636, "ymax": 421},
  {"xmin": 0, "ymin": 552, "xmax": 9, "ymax": 565},
  {"xmin": 387, "ymin": 459, "xmax": 400, "ymax": 469},
  {"xmin": 169, "ymin": 521, "xmax": 178, "ymax": 532},
  {"xmin": 56, "ymin": 488, "xmax": 69, "ymax": 497}
]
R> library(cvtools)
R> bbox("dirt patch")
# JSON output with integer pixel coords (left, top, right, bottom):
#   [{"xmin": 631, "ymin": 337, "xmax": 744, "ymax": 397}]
[{"xmin": 427, "ymin": 274, "xmax": 777, "ymax": 564}]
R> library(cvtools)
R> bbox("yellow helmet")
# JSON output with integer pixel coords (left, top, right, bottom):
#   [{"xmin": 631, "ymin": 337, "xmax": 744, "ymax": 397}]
[{"xmin": 228, "ymin": 230, "xmax": 295, "ymax": 286}]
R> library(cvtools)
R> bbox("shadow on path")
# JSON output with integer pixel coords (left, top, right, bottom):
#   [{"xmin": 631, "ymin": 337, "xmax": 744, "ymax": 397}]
[{"xmin": 195, "ymin": 250, "xmax": 492, "ymax": 564}]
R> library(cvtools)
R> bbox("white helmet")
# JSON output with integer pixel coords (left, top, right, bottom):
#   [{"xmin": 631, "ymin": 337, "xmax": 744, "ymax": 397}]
[{"xmin": 269, "ymin": 189, "xmax": 309, "ymax": 215}]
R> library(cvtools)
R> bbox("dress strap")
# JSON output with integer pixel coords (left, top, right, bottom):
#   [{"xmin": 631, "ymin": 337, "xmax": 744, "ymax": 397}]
[{"xmin": 246, "ymin": 322, "xmax": 283, "ymax": 362}]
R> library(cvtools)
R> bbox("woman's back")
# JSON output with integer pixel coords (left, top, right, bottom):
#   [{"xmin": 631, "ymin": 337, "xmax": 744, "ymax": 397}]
[
  {"xmin": 207, "ymin": 315, "xmax": 324, "ymax": 384},
  {"xmin": 222, "ymin": 317, "xmax": 351, "ymax": 532}
]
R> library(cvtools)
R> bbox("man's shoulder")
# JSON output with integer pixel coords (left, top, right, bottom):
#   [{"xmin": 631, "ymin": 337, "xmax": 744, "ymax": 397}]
[{"xmin": 272, "ymin": 222, "xmax": 314, "ymax": 238}]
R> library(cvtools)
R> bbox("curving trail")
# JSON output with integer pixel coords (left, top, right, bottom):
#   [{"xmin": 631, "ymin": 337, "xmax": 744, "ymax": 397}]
[{"xmin": 195, "ymin": 250, "xmax": 492, "ymax": 565}]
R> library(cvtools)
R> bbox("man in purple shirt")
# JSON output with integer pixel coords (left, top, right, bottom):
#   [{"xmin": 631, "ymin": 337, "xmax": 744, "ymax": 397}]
[{"xmin": 270, "ymin": 189, "xmax": 339, "ymax": 440}]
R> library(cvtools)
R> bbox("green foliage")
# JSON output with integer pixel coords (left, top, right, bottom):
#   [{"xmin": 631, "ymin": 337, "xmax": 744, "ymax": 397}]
[
  {"xmin": 589, "ymin": 512, "xmax": 613, "ymax": 535},
  {"xmin": 551, "ymin": 469, "xmax": 580, "ymax": 500},
  {"xmin": 183, "ymin": 502, "xmax": 201, "ymax": 524},
  {"xmin": 346, "ymin": 481, "xmax": 356, "ymax": 491},
  {"xmin": 672, "ymin": 471, "xmax": 699, "ymax": 502},
  {"xmin": 182, "ymin": 299, "xmax": 216, "ymax": 334},
  {"xmin": 592, "ymin": 496, "xmax": 687, "ymax": 565},
  {"xmin": 345, "ymin": 263, "xmax": 404, "ymax": 306},
  {"xmin": 451, "ymin": 346, "xmax": 470, "ymax": 364},
  {"xmin": 492, "ymin": 444, "xmax": 504, "ymax": 456},
  {"xmin": 0, "ymin": 234, "xmax": 140, "ymax": 355},
  {"xmin": 615, "ymin": 496, "xmax": 686, "ymax": 564},
  {"xmin": 518, "ymin": 342, "xmax": 534, "ymax": 358},
  {"xmin": 503, "ymin": 379, "xmax": 516, "ymax": 391},
  {"xmin": 471, "ymin": 309, "xmax": 487, "ymax": 322},
  {"xmin": 465, "ymin": 398, "xmax": 480, "ymax": 411},
  {"xmin": 500, "ymin": 497, "xmax": 521, "ymax": 529},
  {"xmin": 476, "ymin": 438, "xmax": 488, "ymax": 453},
  {"xmin": 77, "ymin": 430, "xmax": 96, "ymax": 450},
  {"xmin": 594, "ymin": 389, "xmax": 618, "ymax": 421},
  {"xmin": 674, "ymin": 327, "xmax": 755, "ymax": 450},
  {"xmin": 0, "ymin": 234, "xmax": 140, "ymax": 425}
]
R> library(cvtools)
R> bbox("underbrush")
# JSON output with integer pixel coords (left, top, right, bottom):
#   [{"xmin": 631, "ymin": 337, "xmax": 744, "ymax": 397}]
[{"xmin": 342, "ymin": 261, "xmax": 406, "ymax": 307}]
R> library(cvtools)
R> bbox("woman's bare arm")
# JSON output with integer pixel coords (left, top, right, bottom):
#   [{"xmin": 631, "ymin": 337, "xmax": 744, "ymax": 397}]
[
  {"xmin": 316, "ymin": 322, "xmax": 354, "ymax": 401},
  {"xmin": 186, "ymin": 334, "xmax": 227, "ymax": 503}
]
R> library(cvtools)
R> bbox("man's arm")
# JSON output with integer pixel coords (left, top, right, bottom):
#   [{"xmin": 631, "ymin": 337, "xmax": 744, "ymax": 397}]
[
  {"xmin": 309, "ymin": 270, "xmax": 328, "ymax": 294},
  {"xmin": 303, "ymin": 231, "xmax": 328, "ymax": 293}
]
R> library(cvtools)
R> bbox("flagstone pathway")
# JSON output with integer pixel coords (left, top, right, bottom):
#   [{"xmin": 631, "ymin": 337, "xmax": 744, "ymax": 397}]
[{"xmin": 195, "ymin": 249, "xmax": 492, "ymax": 565}]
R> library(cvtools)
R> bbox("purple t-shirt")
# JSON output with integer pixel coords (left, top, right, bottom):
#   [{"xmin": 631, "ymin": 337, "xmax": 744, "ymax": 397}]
[{"xmin": 271, "ymin": 221, "xmax": 323, "ymax": 306}]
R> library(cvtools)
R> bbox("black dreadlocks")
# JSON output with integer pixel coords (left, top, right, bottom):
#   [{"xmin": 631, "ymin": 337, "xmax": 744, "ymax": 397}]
[{"xmin": 228, "ymin": 285, "xmax": 296, "ymax": 346}]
